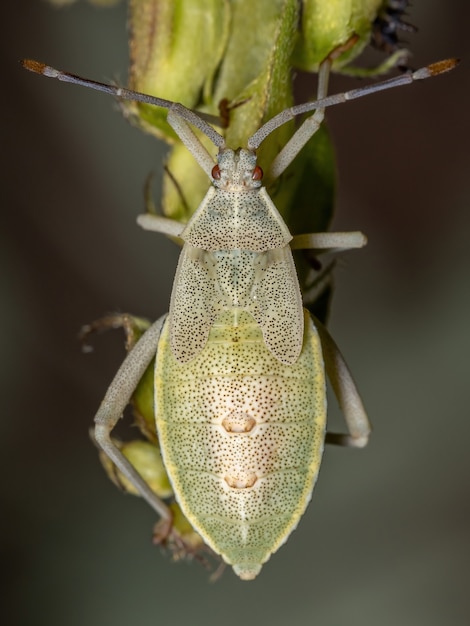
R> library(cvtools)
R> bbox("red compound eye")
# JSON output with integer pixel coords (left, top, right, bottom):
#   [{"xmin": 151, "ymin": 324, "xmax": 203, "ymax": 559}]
[
  {"xmin": 211, "ymin": 164, "xmax": 221, "ymax": 180},
  {"xmin": 252, "ymin": 165, "xmax": 263, "ymax": 181}
]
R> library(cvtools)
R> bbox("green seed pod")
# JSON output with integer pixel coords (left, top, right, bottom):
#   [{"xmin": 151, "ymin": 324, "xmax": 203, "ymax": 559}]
[{"xmin": 100, "ymin": 439, "xmax": 173, "ymax": 499}]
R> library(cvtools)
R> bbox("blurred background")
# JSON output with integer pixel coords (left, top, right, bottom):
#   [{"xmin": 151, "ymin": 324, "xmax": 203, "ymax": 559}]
[{"xmin": 2, "ymin": 1, "xmax": 469, "ymax": 625}]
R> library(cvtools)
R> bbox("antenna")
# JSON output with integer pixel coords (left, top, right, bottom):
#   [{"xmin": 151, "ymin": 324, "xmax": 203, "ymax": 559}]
[
  {"xmin": 21, "ymin": 59, "xmax": 225, "ymax": 150},
  {"xmin": 248, "ymin": 59, "xmax": 459, "ymax": 149}
]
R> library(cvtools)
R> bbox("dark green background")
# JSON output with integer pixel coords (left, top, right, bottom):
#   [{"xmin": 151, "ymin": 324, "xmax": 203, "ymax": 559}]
[{"xmin": 3, "ymin": 1, "xmax": 469, "ymax": 624}]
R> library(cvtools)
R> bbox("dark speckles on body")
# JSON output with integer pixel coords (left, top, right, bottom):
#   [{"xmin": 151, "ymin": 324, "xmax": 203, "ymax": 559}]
[
  {"xmin": 169, "ymin": 147, "xmax": 304, "ymax": 365},
  {"xmin": 154, "ymin": 310, "xmax": 327, "ymax": 570}
]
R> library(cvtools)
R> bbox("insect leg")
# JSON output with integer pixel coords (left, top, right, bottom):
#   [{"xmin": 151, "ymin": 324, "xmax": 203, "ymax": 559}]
[
  {"xmin": 268, "ymin": 58, "xmax": 331, "ymax": 180},
  {"xmin": 94, "ymin": 315, "xmax": 173, "ymax": 522},
  {"xmin": 314, "ymin": 316, "xmax": 371, "ymax": 448},
  {"xmin": 167, "ymin": 109, "xmax": 218, "ymax": 178},
  {"xmin": 136, "ymin": 213, "xmax": 185, "ymax": 241},
  {"xmin": 291, "ymin": 231, "xmax": 367, "ymax": 252}
]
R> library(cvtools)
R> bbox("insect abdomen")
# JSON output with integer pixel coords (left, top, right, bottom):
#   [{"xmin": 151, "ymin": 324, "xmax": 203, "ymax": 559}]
[{"xmin": 155, "ymin": 310, "xmax": 326, "ymax": 579}]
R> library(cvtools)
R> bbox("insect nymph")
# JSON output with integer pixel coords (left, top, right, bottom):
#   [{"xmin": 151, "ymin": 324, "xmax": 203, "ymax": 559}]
[{"xmin": 23, "ymin": 57, "xmax": 457, "ymax": 579}]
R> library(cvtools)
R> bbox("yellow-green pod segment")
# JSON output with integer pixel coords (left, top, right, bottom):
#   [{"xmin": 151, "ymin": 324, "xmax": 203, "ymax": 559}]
[{"xmin": 154, "ymin": 309, "xmax": 326, "ymax": 580}]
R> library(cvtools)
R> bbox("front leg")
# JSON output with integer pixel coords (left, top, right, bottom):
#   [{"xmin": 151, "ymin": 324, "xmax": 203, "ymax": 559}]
[
  {"xmin": 268, "ymin": 58, "xmax": 331, "ymax": 180},
  {"xmin": 94, "ymin": 315, "xmax": 173, "ymax": 523}
]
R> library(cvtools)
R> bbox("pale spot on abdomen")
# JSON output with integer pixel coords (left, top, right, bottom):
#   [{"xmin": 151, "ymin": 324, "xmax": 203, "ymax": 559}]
[
  {"xmin": 224, "ymin": 471, "xmax": 258, "ymax": 489},
  {"xmin": 222, "ymin": 412, "xmax": 256, "ymax": 433}
]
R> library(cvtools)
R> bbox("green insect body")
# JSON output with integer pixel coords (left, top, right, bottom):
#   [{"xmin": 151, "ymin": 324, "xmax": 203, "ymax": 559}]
[
  {"xmin": 149, "ymin": 147, "xmax": 325, "ymax": 579},
  {"xmin": 157, "ymin": 307, "xmax": 326, "ymax": 581}
]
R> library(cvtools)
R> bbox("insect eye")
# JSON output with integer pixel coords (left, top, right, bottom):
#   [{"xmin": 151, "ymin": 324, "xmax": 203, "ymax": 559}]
[
  {"xmin": 211, "ymin": 164, "xmax": 222, "ymax": 180},
  {"xmin": 252, "ymin": 165, "xmax": 263, "ymax": 181}
]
